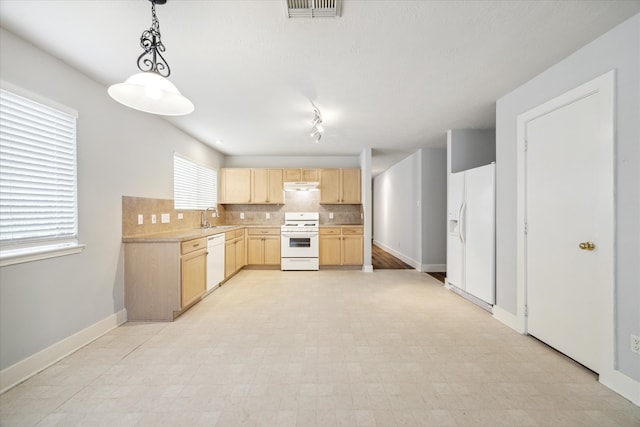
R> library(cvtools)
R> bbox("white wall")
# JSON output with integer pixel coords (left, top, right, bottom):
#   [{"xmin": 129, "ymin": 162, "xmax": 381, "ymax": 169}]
[
  {"xmin": 360, "ymin": 148, "xmax": 373, "ymax": 272},
  {"xmin": 223, "ymin": 155, "xmax": 359, "ymax": 168},
  {"xmin": 421, "ymin": 148, "xmax": 447, "ymax": 270},
  {"xmin": 447, "ymin": 129, "xmax": 495, "ymax": 174},
  {"xmin": 495, "ymin": 14, "xmax": 639, "ymax": 381},
  {"xmin": 0, "ymin": 29, "xmax": 223, "ymax": 374}
]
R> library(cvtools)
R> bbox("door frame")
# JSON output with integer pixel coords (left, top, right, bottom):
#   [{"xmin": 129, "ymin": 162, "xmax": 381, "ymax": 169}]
[{"xmin": 516, "ymin": 71, "xmax": 615, "ymax": 374}]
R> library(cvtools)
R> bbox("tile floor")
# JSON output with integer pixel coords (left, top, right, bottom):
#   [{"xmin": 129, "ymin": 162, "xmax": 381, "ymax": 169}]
[{"xmin": 1, "ymin": 270, "xmax": 638, "ymax": 426}]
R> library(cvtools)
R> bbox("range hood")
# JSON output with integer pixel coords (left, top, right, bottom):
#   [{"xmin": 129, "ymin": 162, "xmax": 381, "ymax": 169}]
[{"xmin": 284, "ymin": 181, "xmax": 319, "ymax": 191}]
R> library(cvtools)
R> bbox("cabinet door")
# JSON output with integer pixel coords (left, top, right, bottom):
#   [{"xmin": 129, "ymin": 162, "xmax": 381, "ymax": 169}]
[
  {"xmin": 342, "ymin": 235, "xmax": 363, "ymax": 265},
  {"xmin": 247, "ymin": 236, "xmax": 264, "ymax": 265},
  {"xmin": 268, "ymin": 169, "xmax": 284, "ymax": 204},
  {"xmin": 251, "ymin": 169, "xmax": 269, "ymax": 203},
  {"xmin": 181, "ymin": 250, "xmax": 206, "ymax": 308},
  {"xmin": 302, "ymin": 168, "xmax": 319, "ymax": 181},
  {"xmin": 263, "ymin": 236, "xmax": 281, "ymax": 265},
  {"xmin": 225, "ymin": 241, "xmax": 235, "ymax": 278},
  {"xmin": 319, "ymin": 169, "xmax": 341, "ymax": 204},
  {"xmin": 319, "ymin": 235, "xmax": 341, "ymax": 265},
  {"xmin": 221, "ymin": 169, "xmax": 251, "ymax": 203},
  {"xmin": 284, "ymin": 168, "xmax": 301, "ymax": 182},
  {"xmin": 341, "ymin": 169, "xmax": 361, "ymax": 204},
  {"xmin": 235, "ymin": 237, "xmax": 245, "ymax": 270}
]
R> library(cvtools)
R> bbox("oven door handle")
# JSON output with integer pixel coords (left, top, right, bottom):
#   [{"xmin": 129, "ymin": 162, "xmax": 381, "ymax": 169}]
[{"xmin": 281, "ymin": 232, "xmax": 318, "ymax": 238}]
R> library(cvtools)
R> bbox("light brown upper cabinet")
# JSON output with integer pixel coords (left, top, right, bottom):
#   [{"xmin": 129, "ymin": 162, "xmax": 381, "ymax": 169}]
[
  {"xmin": 220, "ymin": 168, "xmax": 251, "ymax": 203},
  {"xmin": 252, "ymin": 168, "xmax": 283, "ymax": 204},
  {"xmin": 221, "ymin": 168, "xmax": 283, "ymax": 204},
  {"xmin": 319, "ymin": 168, "xmax": 361, "ymax": 204},
  {"xmin": 284, "ymin": 168, "xmax": 319, "ymax": 182}
]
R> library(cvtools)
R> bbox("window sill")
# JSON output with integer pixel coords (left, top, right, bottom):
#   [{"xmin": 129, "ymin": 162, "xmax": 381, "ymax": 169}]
[{"xmin": 0, "ymin": 242, "xmax": 86, "ymax": 267}]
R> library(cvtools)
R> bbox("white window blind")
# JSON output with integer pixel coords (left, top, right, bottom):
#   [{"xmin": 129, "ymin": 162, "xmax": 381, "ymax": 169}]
[
  {"xmin": 0, "ymin": 88, "xmax": 78, "ymax": 249},
  {"xmin": 173, "ymin": 153, "xmax": 217, "ymax": 210}
]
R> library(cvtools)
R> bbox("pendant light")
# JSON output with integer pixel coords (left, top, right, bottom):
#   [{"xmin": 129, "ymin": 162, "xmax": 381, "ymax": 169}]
[
  {"xmin": 108, "ymin": 0, "xmax": 194, "ymax": 116},
  {"xmin": 310, "ymin": 103, "xmax": 323, "ymax": 143}
]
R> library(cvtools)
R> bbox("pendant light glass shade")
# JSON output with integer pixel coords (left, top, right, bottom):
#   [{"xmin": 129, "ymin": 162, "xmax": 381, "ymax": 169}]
[{"xmin": 108, "ymin": 72, "xmax": 194, "ymax": 116}]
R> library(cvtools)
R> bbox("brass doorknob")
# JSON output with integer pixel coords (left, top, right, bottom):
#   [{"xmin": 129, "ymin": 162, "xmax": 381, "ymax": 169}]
[{"xmin": 579, "ymin": 241, "xmax": 595, "ymax": 251}]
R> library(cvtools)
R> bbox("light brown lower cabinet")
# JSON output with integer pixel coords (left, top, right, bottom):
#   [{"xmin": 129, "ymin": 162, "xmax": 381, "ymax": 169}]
[
  {"xmin": 247, "ymin": 228, "xmax": 281, "ymax": 265},
  {"xmin": 180, "ymin": 247, "xmax": 207, "ymax": 309},
  {"xmin": 319, "ymin": 226, "xmax": 363, "ymax": 266},
  {"xmin": 225, "ymin": 229, "xmax": 246, "ymax": 279},
  {"xmin": 124, "ymin": 237, "xmax": 207, "ymax": 321}
]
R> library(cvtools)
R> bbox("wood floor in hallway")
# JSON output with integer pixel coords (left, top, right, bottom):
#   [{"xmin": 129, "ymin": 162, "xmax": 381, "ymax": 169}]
[{"xmin": 371, "ymin": 244, "xmax": 412, "ymax": 270}]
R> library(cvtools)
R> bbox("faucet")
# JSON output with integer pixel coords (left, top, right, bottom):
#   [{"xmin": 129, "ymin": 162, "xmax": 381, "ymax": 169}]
[{"xmin": 201, "ymin": 206, "xmax": 217, "ymax": 228}]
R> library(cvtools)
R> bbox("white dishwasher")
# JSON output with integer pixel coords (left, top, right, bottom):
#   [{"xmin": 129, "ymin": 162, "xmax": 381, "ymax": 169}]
[{"xmin": 207, "ymin": 234, "xmax": 225, "ymax": 291}]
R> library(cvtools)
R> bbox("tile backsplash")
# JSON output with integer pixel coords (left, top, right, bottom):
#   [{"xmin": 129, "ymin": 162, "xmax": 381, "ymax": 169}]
[
  {"xmin": 122, "ymin": 192, "xmax": 362, "ymax": 237},
  {"xmin": 223, "ymin": 191, "xmax": 362, "ymax": 225},
  {"xmin": 122, "ymin": 196, "xmax": 225, "ymax": 237}
]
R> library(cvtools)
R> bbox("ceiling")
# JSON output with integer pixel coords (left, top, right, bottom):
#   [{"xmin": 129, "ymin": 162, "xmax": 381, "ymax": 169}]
[{"xmin": 1, "ymin": 1, "xmax": 638, "ymax": 175}]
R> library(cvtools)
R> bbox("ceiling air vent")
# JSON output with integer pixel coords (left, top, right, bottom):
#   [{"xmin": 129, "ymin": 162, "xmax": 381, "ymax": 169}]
[{"xmin": 283, "ymin": 0, "xmax": 342, "ymax": 18}]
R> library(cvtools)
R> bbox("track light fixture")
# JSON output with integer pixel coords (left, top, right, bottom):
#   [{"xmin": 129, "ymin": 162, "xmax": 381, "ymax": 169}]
[{"xmin": 108, "ymin": 0, "xmax": 194, "ymax": 116}]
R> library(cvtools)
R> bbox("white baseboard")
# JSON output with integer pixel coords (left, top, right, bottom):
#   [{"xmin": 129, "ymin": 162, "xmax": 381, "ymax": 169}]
[
  {"xmin": 599, "ymin": 367, "xmax": 640, "ymax": 406},
  {"xmin": 422, "ymin": 264, "xmax": 446, "ymax": 272},
  {"xmin": 492, "ymin": 304, "xmax": 526, "ymax": 334},
  {"xmin": 0, "ymin": 309, "xmax": 127, "ymax": 393},
  {"xmin": 372, "ymin": 240, "xmax": 420, "ymax": 270}
]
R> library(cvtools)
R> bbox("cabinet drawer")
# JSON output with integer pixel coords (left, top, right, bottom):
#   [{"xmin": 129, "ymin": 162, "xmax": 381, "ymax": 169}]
[
  {"xmin": 181, "ymin": 238, "xmax": 206, "ymax": 255},
  {"xmin": 320, "ymin": 227, "xmax": 341, "ymax": 235},
  {"xmin": 342, "ymin": 226, "xmax": 363, "ymax": 235},
  {"xmin": 248, "ymin": 228, "xmax": 280, "ymax": 236},
  {"xmin": 225, "ymin": 228, "xmax": 244, "ymax": 240}
]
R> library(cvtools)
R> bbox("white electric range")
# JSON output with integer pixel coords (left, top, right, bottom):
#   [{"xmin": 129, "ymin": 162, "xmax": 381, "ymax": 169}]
[{"xmin": 281, "ymin": 212, "xmax": 319, "ymax": 271}]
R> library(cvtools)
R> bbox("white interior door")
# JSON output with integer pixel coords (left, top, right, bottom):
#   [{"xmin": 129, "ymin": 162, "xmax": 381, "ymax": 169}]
[{"xmin": 524, "ymin": 74, "xmax": 614, "ymax": 373}]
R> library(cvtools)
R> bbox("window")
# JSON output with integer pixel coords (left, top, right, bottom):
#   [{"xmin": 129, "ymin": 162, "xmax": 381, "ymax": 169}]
[
  {"xmin": 173, "ymin": 153, "xmax": 217, "ymax": 210},
  {"xmin": 0, "ymin": 85, "xmax": 83, "ymax": 266}
]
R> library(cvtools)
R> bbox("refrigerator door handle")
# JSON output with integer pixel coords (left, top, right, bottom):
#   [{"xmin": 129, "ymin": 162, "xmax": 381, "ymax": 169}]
[{"xmin": 459, "ymin": 202, "xmax": 466, "ymax": 244}]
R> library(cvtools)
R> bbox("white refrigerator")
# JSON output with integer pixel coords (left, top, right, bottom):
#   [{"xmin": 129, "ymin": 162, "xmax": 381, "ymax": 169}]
[{"xmin": 446, "ymin": 163, "xmax": 495, "ymax": 305}]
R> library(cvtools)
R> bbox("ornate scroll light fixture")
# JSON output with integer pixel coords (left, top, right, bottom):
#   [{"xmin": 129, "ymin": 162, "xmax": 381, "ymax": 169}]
[
  {"xmin": 310, "ymin": 103, "xmax": 324, "ymax": 143},
  {"xmin": 108, "ymin": 0, "xmax": 194, "ymax": 116}
]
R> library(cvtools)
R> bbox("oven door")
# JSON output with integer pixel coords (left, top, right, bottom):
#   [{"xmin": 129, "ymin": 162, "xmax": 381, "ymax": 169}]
[{"xmin": 281, "ymin": 231, "xmax": 319, "ymax": 258}]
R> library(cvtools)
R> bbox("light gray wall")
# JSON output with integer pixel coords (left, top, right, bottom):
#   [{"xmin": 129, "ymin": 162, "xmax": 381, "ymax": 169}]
[
  {"xmin": 223, "ymin": 155, "xmax": 359, "ymax": 168},
  {"xmin": 360, "ymin": 148, "xmax": 373, "ymax": 271},
  {"xmin": 421, "ymin": 148, "xmax": 447, "ymax": 268},
  {"xmin": 0, "ymin": 28, "xmax": 224, "ymax": 370},
  {"xmin": 373, "ymin": 151, "xmax": 422, "ymax": 267},
  {"xmin": 448, "ymin": 129, "xmax": 496, "ymax": 174},
  {"xmin": 495, "ymin": 14, "xmax": 639, "ymax": 380}
]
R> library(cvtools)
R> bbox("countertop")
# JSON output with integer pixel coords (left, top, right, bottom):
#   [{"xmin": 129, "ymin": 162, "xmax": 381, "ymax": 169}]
[{"xmin": 122, "ymin": 224, "xmax": 363, "ymax": 243}]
